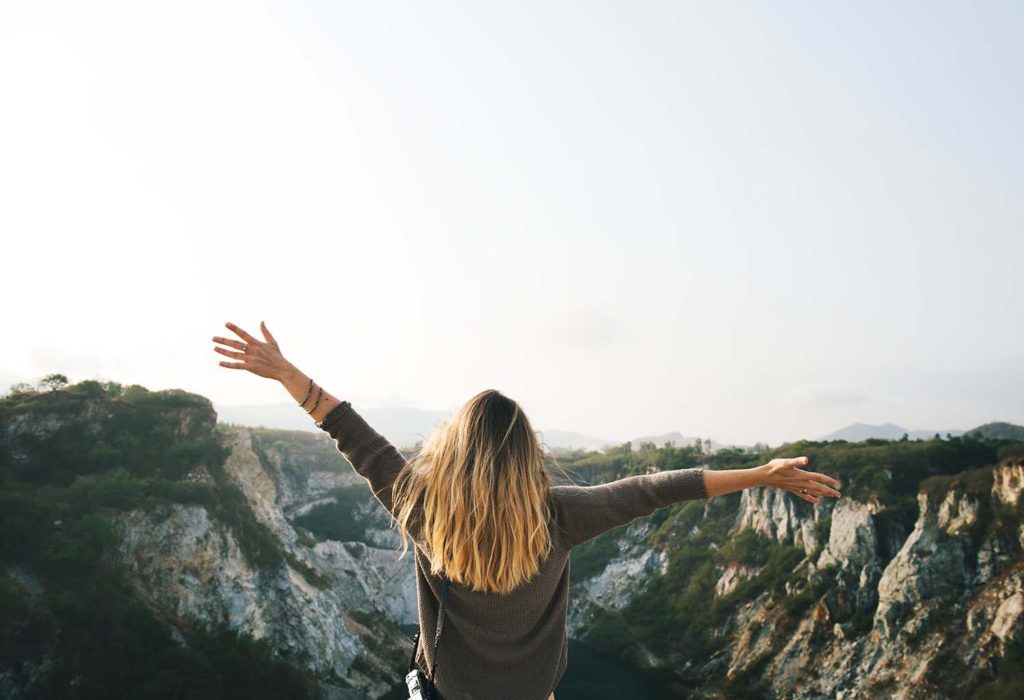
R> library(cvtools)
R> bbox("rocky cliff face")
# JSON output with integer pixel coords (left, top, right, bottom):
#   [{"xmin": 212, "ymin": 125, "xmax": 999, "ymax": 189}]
[
  {"xmin": 567, "ymin": 519, "xmax": 671, "ymax": 638},
  {"xmin": 566, "ymin": 457, "xmax": 1024, "ymax": 698},
  {"xmin": 12, "ymin": 390, "xmax": 1020, "ymax": 698},
  {"xmin": 115, "ymin": 427, "xmax": 418, "ymax": 699},
  {"xmin": 733, "ymin": 485, "xmax": 825, "ymax": 558}
]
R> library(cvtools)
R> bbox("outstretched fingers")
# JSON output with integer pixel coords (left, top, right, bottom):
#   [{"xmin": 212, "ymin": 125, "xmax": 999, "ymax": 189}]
[
  {"xmin": 787, "ymin": 475, "xmax": 841, "ymax": 505},
  {"xmin": 213, "ymin": 323, "xmax": 254, "ymax": 370},
  {"xmin": 213, "ymin": 346, "xmax": 245, "ymax": 360},
  {"xmin": 767, "ymin": 456, "xmax": 841, "ymax": 506},
  {"xmin": 804, "ymin": 471, "xmax": 842, "ymax": 496},
  {"xmin": 810, "ymin": 470, "xmax": 842, "ymax": 489},
  {"xmin": 260, "ymin": 321, "xmax": 278, "ymax": 347},
  {"xmin": 212, "ymin": 335, "xmax": 245, "ymax": 351},
  {"xmin": 225, "ymin": 321, "xmax": 259, "ymax": 345},
  {"xmin": 791, "ymin": 487, "xmax": 821, "ymax": 506}
]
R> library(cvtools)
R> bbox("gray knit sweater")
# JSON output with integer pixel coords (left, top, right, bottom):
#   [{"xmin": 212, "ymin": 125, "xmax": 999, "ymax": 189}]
[{"xmin": 317, "ymin": 400, "xmax": 708, "ymax": 700}]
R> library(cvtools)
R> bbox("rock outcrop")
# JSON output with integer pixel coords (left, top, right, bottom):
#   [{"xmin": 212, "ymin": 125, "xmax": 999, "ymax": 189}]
[
  {"xmin": 733, "ymin": 484, "xmax": 827, "ymax": 556},
  {"xmin": 566, "ymin": 457, "xmax": 1024, "ymax": 699},
  {"xmin": 7, "ymin": 389, "xmax": 1022, "ymax": 699},
  {"xmin": 115, "ymin": 427, "xmax": 418, "ymax": 698}
]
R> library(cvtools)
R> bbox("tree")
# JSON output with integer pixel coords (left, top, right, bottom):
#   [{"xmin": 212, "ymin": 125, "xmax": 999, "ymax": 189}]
[
  {"xmin": 40, "ymin": 373, "xmax": 69, "ymax": 392},
  {"xmin": 3, "ymin": 381, "xmax": 36, "ymax": 398}
]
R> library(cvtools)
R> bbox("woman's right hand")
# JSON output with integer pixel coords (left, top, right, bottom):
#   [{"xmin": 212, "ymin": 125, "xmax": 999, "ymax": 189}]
[{"xmin": 760, "ymin": 456, "xmax": 842, "ymax": 506}]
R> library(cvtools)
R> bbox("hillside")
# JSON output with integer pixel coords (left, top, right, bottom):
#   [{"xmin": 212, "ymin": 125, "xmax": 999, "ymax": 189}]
[
  {"xmin": 965, "ymin": 422, "xmax": 1024, "ymax": 441},
  {"xmin": 554, "ymin": 435, "xmax": 1024, "ymax": 698},
  {"xmin": 2, "ymin": 379, "xmax": 1023, "ymax": 698}
]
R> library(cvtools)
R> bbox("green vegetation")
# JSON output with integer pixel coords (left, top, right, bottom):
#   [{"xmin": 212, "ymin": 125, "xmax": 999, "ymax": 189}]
[
  {"xmin": 714, "ymin": 541, "xmax": 805, "ymax": 613},
  {"xmin": 769, "ymin": 435, "xmax": 998, "ymax": 509},
  {"xmin": 715, "ymin": 527, "xmax": 766, "ymax": 567},
  {"xmin": 971, "ymin": 635, "xmax": 1024, "ymax": 700},
  {"xmin": 292, "ymin": 485, "xmax": 371, "ymax": 543},
  {"xmin": 724, "ymin": 652, "xmax": 773, "ymax": 700},
  {"xmin": 347, "ymin": 609, "xmax": 409, "ymax": 672},
  {"xmin": 548, "ymin": 438, "xmax": 710, "ymax": 487},
  {"xmin": 1, "ymin": 380, "xmax": 227, "ymax": 485},
  {"xmin": 921, "ymin": 464, "xmax": 996, "ymax": 501},
  {"xmin": 582, "ymin": 523, "xmax": 825, "ymax": 673},
  {"xmin": 4, "ymin": 377, "xmax": 1022, "ymax": 697},
  {"xmin": 549, "ymin": 428, "xmax": 1005, "ymax": 518},
  {"xmin": 579, "ymin": 502, "xmax": 736, "ymax": 661},
  {"xmin": 552, "ymin": 422, "xmax": 1024, "ymax": 692},
  {"xmin": 921, "ymin": 464, "xmax": 1024, "ymax": 556},
  {"xmin": 814, "ymin": 513, "xmax": 832, "ymax": 556},
  {"xmin": 249, "ymin": 426, "xmax": 353, "ymax": 475},
  {"xmin": 0, "ymin": 379, "xmax": 325, "ymax": 698},
  {"xmin": 966, "ymin": 422, "xmax": 1024, "ymax": 441},
  {"xmin": 570, "ymin": 529, "xmax": 620, "ymax": 583}
]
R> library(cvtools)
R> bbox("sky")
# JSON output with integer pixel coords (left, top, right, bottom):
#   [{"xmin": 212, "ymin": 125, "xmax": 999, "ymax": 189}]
[{"xmin": 2, "ymin": 0, "xmax": 1021, "ymax": 446}]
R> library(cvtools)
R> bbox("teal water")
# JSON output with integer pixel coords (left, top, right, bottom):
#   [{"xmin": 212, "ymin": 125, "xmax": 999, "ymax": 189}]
[
  {"xmin": 554, "ymin": 638, "xmax": 679, "ymax": 699},
  {"xmin": 388, "ymin": 626, "xmax": 679, "ymax": 699}
]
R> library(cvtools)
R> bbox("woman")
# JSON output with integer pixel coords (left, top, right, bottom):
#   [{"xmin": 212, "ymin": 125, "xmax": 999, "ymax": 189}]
[{"xmin": 213, "ymin": 321, "xmax": 842, "ymax": 700}]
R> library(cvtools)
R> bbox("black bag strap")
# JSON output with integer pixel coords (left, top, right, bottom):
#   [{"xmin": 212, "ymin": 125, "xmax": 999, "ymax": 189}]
[
  {"xmin": 408, "ymin": 574, "xmax": 451, "ymax": 697},
  {"xmin": 427, "ymin": 575, "xmax": 450, "ymax": 687}
]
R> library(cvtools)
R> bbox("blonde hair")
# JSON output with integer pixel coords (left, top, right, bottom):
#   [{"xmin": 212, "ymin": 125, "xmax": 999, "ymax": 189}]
[{"xmin": 390, "ymin": 389, "xmax": 556, "ymax": 594}]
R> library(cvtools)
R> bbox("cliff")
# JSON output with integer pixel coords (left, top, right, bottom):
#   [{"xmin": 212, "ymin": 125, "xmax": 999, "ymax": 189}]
[
  {"xmin": 3, "ymin": 382, "xmax": 1022, "ymax": 699},
  {"xmin": 0, "ymin": 384, "xmax": 419, "ymax": 699},
  {"xmin": 566, "ymin": 454, "xmax": 1024, "ymax": 698},
  {"xmin": 115, "ymin": 427, "xmax": 419, "ymax": 698}
]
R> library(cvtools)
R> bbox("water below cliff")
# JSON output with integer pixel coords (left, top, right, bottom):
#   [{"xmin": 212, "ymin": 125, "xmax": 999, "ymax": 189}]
[
  {"xmin": 554, "ymin": 638, "xmax": 679, "ymax": 699},
  {"xmin": 386, "ymin": 626, "xmax": 675, "ymax": 699}
]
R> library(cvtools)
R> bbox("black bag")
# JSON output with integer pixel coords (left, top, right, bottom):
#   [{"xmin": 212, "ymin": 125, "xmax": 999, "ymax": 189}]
[{"xmin": 404, "ymin": 575, "xmax": 450, "ymax": 700}]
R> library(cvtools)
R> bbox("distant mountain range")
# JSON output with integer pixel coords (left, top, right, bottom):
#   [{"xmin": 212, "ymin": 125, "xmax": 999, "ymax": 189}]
[
  {"xmin": 214, "ymin": 401, "xmax": 628, "ymax": 452},
  {"xmin": 817, "ymin": 421, "xmax": 1024, "ymax": 442},
  {"xmin": 213, "ymin": 402, "xmax": 1023, "ymax": 452},
  {"xmin": 627, "ymin": 431, "xmax": 730, "ymax": 452},
  {"xmin": 213, "ymin": 402, "xmax": 451, "ymax": 449},
  {"xmin": 533, "ymin": 429, "xmax": 618, "ymax": 453},
  {"xmin": 817, "ymin": 422, "xmax": 967, "ymax": 442},
  {"xmin": 216, "ymin": 403, "xmax": 749, "ymax": 454},
  {"xmin": 541, "ymin": 430, "xmax": 732, "ymax": 454}
]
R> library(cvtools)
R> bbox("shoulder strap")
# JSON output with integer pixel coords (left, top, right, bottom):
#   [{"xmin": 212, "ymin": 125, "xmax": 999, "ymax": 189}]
[
  {"xmin": 407, "ymin": 574, "xmax": 451, "ymax": 695},
  {"xmin": 427, "ymin": 575, "xmax": 450, "ymax": 686}
]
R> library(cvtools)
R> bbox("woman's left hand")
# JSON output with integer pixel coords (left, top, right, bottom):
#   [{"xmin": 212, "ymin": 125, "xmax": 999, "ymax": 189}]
[
  {"xmin": 761, "ymin": 456, "xmax": 842, "ymax": 506},
  {"xmin": 212, "ymin": 321, "xmax": 294, "ymax": 381}
]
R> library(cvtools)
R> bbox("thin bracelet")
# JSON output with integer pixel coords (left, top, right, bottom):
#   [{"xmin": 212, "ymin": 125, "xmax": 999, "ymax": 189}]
[
  {"xmin": 307, "ymin": 385, "xmax": 324, "ymax": 414},
  {"xmin": 299, "ymin": 378, "xmax": 314, "ymax": 408}
]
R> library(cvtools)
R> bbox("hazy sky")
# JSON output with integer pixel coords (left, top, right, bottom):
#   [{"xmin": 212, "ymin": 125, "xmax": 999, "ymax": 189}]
[{"xmin": 2, "ymin": 1, "xmax": 1021, "ymax": 446}]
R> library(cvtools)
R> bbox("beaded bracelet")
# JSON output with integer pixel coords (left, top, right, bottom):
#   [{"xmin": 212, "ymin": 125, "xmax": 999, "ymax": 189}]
[
  {"xmin": 307, "ymin": 385, "xmax": 324, "ymax": 414},
  {"xmin": 299, "ymin": 378, "xmax": 314, "ymax": 408}
]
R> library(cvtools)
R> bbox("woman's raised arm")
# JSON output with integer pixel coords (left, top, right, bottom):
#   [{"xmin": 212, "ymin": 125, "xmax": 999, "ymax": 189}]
[
  {"xmin": 213, "ymin": 321, "xmax": 409, "ymax": 517},
  {"xmin": 278, "ymin": 363, "xmax": 343, "ymax": 424},
  {"xmin": 213, "ymin": 320, "xmax": 343, "ymax": 423}
]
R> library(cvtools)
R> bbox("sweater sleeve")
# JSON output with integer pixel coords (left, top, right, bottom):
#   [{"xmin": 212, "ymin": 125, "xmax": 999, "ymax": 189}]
[
  {"xmin": 317, "ymin": 400, "xmax": 408, "ymax": 518},
  {"xmin": 552, "ymin": 467, "xmax": 708, "ymax": 549}
]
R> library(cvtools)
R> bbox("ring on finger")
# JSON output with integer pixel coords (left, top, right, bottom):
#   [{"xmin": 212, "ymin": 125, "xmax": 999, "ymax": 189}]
[{"xmin": 800, "ymin": 488, "xmax": 809, "ymax": 495}]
